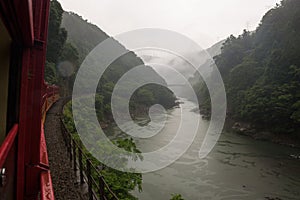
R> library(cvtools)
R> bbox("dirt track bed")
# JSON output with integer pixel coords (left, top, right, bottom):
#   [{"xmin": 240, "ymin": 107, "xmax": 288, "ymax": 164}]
[{"xmin": 44, "ymin": 99, "xmax": 87, "ymax": 200}]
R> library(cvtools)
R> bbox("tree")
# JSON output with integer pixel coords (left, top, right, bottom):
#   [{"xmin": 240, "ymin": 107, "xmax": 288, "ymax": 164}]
[
  {"xmin": 46, "ymin": 0, "xmax": 67, "ymax": 64},
  {"xmin": 193, "ymin": 0, "xmax": 300, "ymax": 135},
  {"xmin": 170, "ymin": 194, "xmax": 185, "ymax": 200}
]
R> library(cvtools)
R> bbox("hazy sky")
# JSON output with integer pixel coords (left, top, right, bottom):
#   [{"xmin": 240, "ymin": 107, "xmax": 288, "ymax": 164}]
[{"xmin": 59, "ymin": 0, "xmax": 281, "ymax": 48}]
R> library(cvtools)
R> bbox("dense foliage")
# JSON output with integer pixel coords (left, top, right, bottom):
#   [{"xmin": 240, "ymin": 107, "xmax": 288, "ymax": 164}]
[
  {"xmin": 46, "ymin": 1, "xmax": 177, "ymax": 199},
  {"xmin": 194, "ymin": 0, "xmax": 300, "ymax": 134},
  {"xmin": 46, "ymin": 0, "xmax": 176, "ymax": 122},
  {"xmin": 61, "ymin": 11, "xmax": 176, "ymax": 121},
  {"xmin": 170, "ymin": 194, "xmax": 185, "ymax": 200},
  {"xmin": 45, "ymin": 0, "xmax": 79, "ymax": 88},
  {"xmin": 63, "ymin": 102, "xmax": 142, "ymax": 200}
]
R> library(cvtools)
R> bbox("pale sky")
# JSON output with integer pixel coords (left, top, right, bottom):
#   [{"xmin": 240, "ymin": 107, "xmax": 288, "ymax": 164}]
[{"xmin": 59, "ymin": 0, "xmax": 281, "ymax": 48}]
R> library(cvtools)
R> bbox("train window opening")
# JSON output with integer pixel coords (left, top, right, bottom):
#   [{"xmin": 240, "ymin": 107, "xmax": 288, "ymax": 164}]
[{"xmin": 0, "ymin": 18, "xmax": 12, "ymax": 144}]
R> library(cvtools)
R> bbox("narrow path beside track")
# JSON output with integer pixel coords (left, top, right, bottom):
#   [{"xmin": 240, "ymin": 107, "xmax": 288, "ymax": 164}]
[{"xmin": 44, "ymin": 99, "xmax": 87, "ymax": 200}]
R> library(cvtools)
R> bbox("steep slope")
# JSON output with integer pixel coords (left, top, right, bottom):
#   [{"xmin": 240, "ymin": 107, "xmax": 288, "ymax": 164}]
[
  {"xmin": 189, "ymin": 39, "xmax": 225, "ymax": 85},
  {"xmin": 61, "ymin": 12, "xmax": 176, "ymax": 120},
  {"xmin": 194, "ymin": 0, "xmax": 300, "ymax": 136},
  {"xmin": 61, "ymin": 12, "xmax": 108, "ymax": 63},
  {"xmin": 206, "ymin": 40, "xmax": 224, "ymax": 57}
]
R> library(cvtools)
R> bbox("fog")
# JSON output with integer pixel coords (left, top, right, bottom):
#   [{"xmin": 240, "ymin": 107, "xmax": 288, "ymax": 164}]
[{"xmin": 59, "ymin": 0, "xmax": 280, "ymax": 48}]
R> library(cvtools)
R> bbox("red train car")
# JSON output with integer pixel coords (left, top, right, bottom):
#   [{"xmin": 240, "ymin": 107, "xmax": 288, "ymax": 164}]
[{"xmin": 0, "ymin": 0, "xmax": 57, "ymax": 199}]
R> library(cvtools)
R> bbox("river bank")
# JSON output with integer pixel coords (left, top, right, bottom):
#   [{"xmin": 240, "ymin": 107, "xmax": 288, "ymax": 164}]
[
  {"xmin": 225, "ymin": 118, "xmax": 300, "ymax": 149},
  {"xmin": 100, "ymin": 100, "xmax": 180, "ymax": 130},
  {"xmin": 195, "ymin": 106, "xmax": 300, "ymax": 149}
]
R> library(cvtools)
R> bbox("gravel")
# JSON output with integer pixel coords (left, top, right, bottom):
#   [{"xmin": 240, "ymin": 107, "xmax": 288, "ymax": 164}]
[{"xmin": 44, "ymin": 99, "xmax": 88, "ymax": 200}]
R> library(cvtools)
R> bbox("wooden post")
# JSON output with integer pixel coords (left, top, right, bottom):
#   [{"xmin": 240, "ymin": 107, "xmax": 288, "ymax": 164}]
[
  {"xmin": 87, "ymin": 160, "xmax": 93, "ymax": 200},
  {"xmin": 72, "ymin": 139, "xmax": 76, "ymax": 172},
  {"xmin": 98, "ymin": 176, "xmax": 105, "ymax": 200},
  {"xmin": 78, "ymin": 148, "xmax": 84, "ymax": 184},
  {"xmin": 69, "ymin": 133, "xmax": 72, "ymax": 162}
]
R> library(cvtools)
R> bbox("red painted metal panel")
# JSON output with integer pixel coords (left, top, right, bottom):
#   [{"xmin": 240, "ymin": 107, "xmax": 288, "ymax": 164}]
[
  {"xmin": 1, "ymin": 0, "xmax": 55, "ymax": 199},
  {"xmin": 40, "ymin": 122, "xmax": 55, "ymax": 200},
  {"xmin": 21, "ymin": 0, "xmax": 51, "ymax": 197},
  {"xmin": 40, "ymin": 123, "xmax": 48, "ymax": 166},
  {"xmin": 14, "ymin": 0, "xmax": 34, "ymax": 45},
  {"xmin": 40, "ymin": 172, "xmax": 55, "ymax": 200},
  {"xmin": 0, "ymin": 124, "xmax": 18, "ymax": 168},
  {"xmin": 17, "ymin": 48, "xmax": 30, "ymax": 200},
  {"xmin": 0, "ymin": 0, "xmax": 34, "ymax": 45}
]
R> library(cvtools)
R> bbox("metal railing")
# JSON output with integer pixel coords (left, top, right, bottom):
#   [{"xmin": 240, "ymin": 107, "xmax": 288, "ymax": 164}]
[
  {"xmin": 60, "ymin": 117, "xmax": 119, "ymax": 200},
  {"xmin": 0, "ymin": 124, "xmax": 18, "ymax": 168},
  {"xmin": 39, "ymin": 83, "xmax": 60, "ymax": 200},
  {"xmin": 40, "ymin": 171, "xmax": 55, "ymax": 200}
]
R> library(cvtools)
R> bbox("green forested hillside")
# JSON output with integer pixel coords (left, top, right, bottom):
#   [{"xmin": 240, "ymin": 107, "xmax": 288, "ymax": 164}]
[
  {"xmin": 61, "ymin": 11, "xmax": 176, "ymax": 121},
  {"xmin": 61, "ymin": 12, "xmax": 109, "ymax": 63},
  {"xmin": 194, "ymin": 0, "xmax": 300, "ymax": 135},
  {"xmin": 46, "ymin": 1, "xmax": 176, "ymax": 121},
  {"xmin": 45, "ymin": 1, "xmax": 177, "ymax": 199},
  {"xmin": 45, "ymin": 0, "xmax": 79, "ymax": 85}
]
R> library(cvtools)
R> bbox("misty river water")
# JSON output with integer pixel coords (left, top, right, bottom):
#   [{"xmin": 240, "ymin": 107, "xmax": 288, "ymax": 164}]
[{"xmin": 107, "ymin": 99, "xmax": 300, "ymax": 200}]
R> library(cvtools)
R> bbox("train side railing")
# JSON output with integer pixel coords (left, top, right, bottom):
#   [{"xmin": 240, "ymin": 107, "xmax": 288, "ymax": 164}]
[
  {"xmin": 0, "ymin": 124, "xmax": 18, "ymax": 199},
  {"xmin": 40, "ymin": 123, "xmax": 55, "ymax": 200},
  {"xmin": 0, "ymin": 124, "xmax": 18, "ymax": 169},
  {"xmin": 39, "ymin": 82, "xmax": 60, "ymax": 200},
  {"xmin": 60, "ymin": 111, "xmax": 119, "ymax": 200},
  {"xmin": 0, "ymin": 82, "xmax": 59, "ymax": 200}
]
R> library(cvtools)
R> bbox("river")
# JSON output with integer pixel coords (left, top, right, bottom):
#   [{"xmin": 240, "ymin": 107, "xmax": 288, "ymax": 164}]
[{"xmin": 107, "ymin": 99, "xmax": 300, "ymax": 200}]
